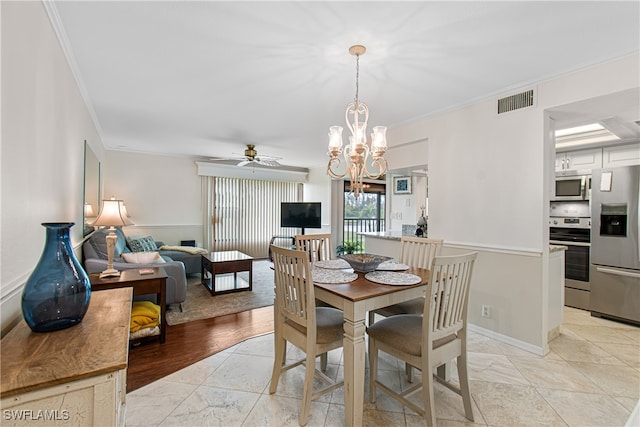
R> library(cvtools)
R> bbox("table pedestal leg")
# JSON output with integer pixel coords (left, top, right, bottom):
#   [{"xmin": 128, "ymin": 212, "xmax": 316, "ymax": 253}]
[{"xmin": 343, "ymin": 317, "xmax": 366, "ymax": 427}]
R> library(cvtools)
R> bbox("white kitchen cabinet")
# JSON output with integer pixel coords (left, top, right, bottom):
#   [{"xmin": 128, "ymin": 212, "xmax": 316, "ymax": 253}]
[
  {"xmin": 555, "ymin": 148, "xmax": 603, "ymax": 172},
  {"xmin": 603, "ymin": 143, "xmax": 640, "ymax": 167}
]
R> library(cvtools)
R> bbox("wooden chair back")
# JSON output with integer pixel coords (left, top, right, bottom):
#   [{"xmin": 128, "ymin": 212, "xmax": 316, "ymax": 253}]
[
  {"xmin": 295, "ymin": 233, "xmax": 334, "ymax": 263},
  {"xmin": 271, "ymin": 245, "xmax": 315, "ymax": 331},
  {"xmin": 425, "ymin": 252, "xmax": 477, "ymax": 343},
  {"xmin": 399, "ymin": 237, "xmax": 443, "ymax": 269}
]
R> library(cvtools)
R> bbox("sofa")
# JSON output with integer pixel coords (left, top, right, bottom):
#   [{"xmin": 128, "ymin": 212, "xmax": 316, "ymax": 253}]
[{"xmin": 83, "ymin": 227, "xmax": 201, "ymax": 306}]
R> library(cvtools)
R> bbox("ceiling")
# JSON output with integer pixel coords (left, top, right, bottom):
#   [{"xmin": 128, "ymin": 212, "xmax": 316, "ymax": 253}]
[{"xmin": 49, "ymin": 1, "xmax": 640, "ymax": 169}]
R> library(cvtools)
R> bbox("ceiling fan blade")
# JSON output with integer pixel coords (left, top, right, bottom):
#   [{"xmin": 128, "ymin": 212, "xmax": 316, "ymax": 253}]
[
  {"xmin": 237, "ymin": 160, "xmax": 252, "ymax": 167},
  {"xmin": 209, "ymin": 156, "xmax": 244, "ymax": 161},
  {"xmin": 255, "ymin": 158, "xmax": 281, "ymax": 167},
  {"xmin": 256, "ymin": 154, "xmax": 282, "ymax": 161}
]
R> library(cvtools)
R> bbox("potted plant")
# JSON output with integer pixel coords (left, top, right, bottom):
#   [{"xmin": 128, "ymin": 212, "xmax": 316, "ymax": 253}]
[{"xmin": 336, "ymin": 239, "xmax": 363, "ymax": 255}]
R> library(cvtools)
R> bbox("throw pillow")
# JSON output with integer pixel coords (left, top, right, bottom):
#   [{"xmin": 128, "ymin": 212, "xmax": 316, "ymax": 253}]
[
  {"xmin": 127, "ymin": 235, "xmax": 158, "ymax": 252},
  {"xmin": 121, "ymin": 251, "xmax": 166, "ymax": 264}
]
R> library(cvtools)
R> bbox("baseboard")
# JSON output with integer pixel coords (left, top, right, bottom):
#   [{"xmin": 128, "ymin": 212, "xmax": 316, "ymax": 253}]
[{"xmin": 468, "ymin": 323, "xmax": 545, "ymax": 356}]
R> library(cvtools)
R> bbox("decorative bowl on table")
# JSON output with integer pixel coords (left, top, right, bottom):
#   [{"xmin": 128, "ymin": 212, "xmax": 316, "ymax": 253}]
[{"xmin": 338, "ymin": 253, "xmax": 392, "ymax": 273}]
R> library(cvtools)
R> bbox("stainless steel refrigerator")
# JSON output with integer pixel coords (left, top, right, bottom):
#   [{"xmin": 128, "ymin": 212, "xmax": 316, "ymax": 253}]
[{"xmin": 590, "ymin": 165, "xmax": 640, "ymax": 325}]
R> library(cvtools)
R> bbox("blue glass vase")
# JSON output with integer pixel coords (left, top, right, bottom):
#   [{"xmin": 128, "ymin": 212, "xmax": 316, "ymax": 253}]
[{"xmin": 21, "ymin": 222, "xmax": 91, "ymax": 332}]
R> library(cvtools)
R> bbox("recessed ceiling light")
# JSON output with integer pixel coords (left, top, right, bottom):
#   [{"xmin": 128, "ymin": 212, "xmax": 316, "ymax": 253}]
[
  {"xmin": 555, "ymin": 122, "xmax": 620, "ymax": 149},
  {"xmin": 555, "ymin": 123, "xmax": 605, "ymax": 137}
]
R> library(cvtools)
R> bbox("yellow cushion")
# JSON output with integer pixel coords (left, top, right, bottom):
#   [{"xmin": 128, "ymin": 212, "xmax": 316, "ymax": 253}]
[{"xmin": 130, "ymin": 301, "xmax": 160, "ymax": 332}]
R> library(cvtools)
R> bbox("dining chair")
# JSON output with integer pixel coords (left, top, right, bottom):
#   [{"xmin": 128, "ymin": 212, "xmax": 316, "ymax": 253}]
[
  {"xmin": 367, "ymin": 252, "xmax": 478, "ymax": 427},
  {"xmin": 294, "ymin": 233, "xmax": 334, "ymax": 262},
  {"xmin": 269, "ymin": 245, "xmax": 344, "ymax": 426},
  {"xmin": 368, "ymin": 237, "xmax": 443, "ymax": 381},
  {"xmin": 294, "ymin": 233, "xmax": 338, "ymax": 371},
  {"xmin": 368, "ymin": 238, "xmax": 443, "ymax": 323}
]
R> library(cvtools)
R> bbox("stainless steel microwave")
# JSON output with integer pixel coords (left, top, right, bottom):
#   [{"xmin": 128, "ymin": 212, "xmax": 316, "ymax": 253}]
[{"xmin": 554, "ymin": 174, "xmax": 590, "ymax": 201}]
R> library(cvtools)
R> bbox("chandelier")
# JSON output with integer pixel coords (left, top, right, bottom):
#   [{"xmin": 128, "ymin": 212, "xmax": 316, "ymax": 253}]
[{"xmin": 327, "ymin": 45, "xmax": 387, "ymax": 198}]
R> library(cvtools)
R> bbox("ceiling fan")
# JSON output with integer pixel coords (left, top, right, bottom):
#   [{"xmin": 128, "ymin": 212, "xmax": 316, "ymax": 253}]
[{"xmin": 210, "ymin": 144, "xmax": 282, "ymax": 167}]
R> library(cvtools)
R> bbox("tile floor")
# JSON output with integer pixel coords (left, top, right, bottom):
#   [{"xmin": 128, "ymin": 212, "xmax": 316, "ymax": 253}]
[{"xmin": 126, "ymin": 307, "xmax": 639, "ymax": 426}]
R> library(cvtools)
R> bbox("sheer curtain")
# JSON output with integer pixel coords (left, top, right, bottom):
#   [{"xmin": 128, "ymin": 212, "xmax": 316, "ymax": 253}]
[{"xmin": 202, "ymin": 176, "xmax": 302, "ymax": 258}]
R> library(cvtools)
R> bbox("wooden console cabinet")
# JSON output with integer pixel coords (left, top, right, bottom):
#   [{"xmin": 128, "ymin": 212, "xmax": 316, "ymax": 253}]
[{"xmin": 1, "ymin": 288, "xmax": 132, "ymax": 427}]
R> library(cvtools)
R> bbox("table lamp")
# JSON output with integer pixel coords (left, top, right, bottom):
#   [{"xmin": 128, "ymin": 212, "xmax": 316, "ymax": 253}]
[
  {"xmin": 83, "ymin": 203, "xmax": 95, "ymax": 224},
  {"xmin": 92, "ymin": 199, "xmax": 134, "ymax": 278}
]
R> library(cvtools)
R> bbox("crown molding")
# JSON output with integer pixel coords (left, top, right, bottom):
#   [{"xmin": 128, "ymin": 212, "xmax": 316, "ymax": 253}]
[{"xmin": 42, "ymin": 1, "xmax": 104, "ymax": 141}]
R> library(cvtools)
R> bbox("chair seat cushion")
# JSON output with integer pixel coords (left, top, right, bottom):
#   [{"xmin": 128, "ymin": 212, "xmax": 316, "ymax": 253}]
[
  {"xmin": 374, "ymin": 297, "xmax": 424, "ymax": 317},
  {"xmin": 367, "ymin": 314, "xmax": 456, "ymax": 356},
  {"xmin": 286, "ymin": 307, "xmax": 344, "ymax": 344}
]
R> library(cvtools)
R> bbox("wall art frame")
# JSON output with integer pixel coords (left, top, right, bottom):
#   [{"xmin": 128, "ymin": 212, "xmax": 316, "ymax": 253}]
[{"xmin": 393, "ymin": 176, "xmax": 412, "ymax": 194}]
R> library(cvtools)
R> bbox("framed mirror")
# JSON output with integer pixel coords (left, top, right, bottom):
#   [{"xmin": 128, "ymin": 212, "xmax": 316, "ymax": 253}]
[{"xmin": 83, "ymin": 141, "xmax": 100, "ymax": 236}]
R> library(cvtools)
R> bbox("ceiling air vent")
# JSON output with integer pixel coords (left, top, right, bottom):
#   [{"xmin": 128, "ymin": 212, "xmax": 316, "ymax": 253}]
[{"xmin": 497, "ymin": 89, "xmax": 534, "ymax": 114}]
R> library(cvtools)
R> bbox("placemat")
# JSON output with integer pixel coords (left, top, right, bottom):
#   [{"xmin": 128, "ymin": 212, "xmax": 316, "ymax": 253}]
[
  {"xmin": 376, "ymin": 261, "xmax": 410, "ymax": 271},
  {"xmin": 364, "ymin": 271, "xmax": 422, "ymax": 286},
  {"xmin": 312, "ymin": 269, "xmax": 358, "ymax": 284},
  {"xmin": 314, "ymin": 259, "xmax": 351, "ymax": 270}
]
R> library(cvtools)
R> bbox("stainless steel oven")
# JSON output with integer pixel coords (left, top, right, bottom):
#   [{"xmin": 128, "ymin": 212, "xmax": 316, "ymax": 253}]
[{"xmin": 549, "ymin": 201, "xmax": 591, "ymax": 310}]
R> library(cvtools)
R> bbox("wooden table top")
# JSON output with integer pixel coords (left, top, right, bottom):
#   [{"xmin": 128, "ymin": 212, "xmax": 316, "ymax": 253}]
[
  {"xmin": 89, "ymin": 267, "xmax": 167, "ymax": 285},
  {"xmin": 204, "ymin": 250, "xmax": 253, "ymax": 263},
  {"xmin": 1, "ymin": 288, "xmax": 132, "ymax": 398},
  {"xmin": 314, "ymin": 267, "xmax": 430, "ymax": 302}
]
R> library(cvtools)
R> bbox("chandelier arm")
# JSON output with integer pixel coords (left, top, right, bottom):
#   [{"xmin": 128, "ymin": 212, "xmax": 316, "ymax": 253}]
[
  {"xmin": 327, "ymin": 157, "xmax": 347, "ymax": 179},
  {"xmin": 363, "ymin": 157, "xmax": 388, "ymax": 180},
  {"xmin": 345, "ymin": 102, "xmax": 356, "ymax": 136}
]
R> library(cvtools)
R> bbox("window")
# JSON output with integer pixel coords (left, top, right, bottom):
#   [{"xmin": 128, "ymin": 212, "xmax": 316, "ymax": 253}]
[
  {"xmin": 343, "ymin": 182, "xmax": 386, "ymax": 251},
  {"xmin": 209, "ymin": 177, "xmax": 301, "ymax": 258}
]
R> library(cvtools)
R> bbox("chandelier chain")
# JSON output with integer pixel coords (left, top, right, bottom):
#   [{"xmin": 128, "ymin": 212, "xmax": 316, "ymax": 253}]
[{"xmin": 354, "ymin": 54, "xmax": 360, "ymax": 104}]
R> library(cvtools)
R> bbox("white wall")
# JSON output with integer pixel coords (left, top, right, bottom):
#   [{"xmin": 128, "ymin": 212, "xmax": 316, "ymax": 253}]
[
  {"xmin": 103, "ymin": 150, "xmax": 203, "ymax": 245},
  {"xmin": 303, "ymin": 166, "xmax": 332, "ymax": 235},
  {"xmin": 388, "ymin": 54, "xmax": 639, "ymax": 352},
  {"xmin": 387, "ymin": 174, "xmax": 427, "ymax": 232},
  {"xmin": 1, "ymin": 1, "xmax": 103, "ymax": 335}
]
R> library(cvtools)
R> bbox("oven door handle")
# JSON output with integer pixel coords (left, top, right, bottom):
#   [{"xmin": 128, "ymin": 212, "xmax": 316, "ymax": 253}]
[
  {"xmin": 596, "ymin": 266, "xmax": 640, "ymax": 279},
  {"xmin": 549, "ymin": 240, "xmax": 591, "ymax": 247}
]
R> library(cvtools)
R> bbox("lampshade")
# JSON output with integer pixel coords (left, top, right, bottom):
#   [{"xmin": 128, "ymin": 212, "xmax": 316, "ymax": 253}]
[
  {"xmin": 83, "ymin": 203, "xmax": 95, "ymax": 217},
  {"xmin": 93, "ymin": 199, "xmax": 133, "ymax": 227}
]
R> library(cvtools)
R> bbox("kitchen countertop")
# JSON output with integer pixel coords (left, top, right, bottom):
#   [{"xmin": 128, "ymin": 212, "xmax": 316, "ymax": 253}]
[
  {"xmin": 550, "ymin": 244, "xmax": 567, "ymax": 253},
  {"xmin": 359, "ymin": 231, "xmax": 407, "ymax": 241}
]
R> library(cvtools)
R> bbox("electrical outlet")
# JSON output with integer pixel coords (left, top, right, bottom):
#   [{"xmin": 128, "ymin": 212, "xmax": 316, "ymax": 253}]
[{"xmin": 481, "ymin": 305, "xmax": 492, "ymax": 318}]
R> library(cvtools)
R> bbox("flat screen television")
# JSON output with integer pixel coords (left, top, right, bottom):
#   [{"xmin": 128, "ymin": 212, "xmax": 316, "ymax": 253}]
[{"xmin": 281, "ymin": 202, "xmax": 321, "ymax": 230}]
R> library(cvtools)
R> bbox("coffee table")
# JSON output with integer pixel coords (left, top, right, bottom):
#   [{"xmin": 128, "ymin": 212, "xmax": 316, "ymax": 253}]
[{"xmin": 201, "ymin": 250, "xmax": 253, "ymax": 296}]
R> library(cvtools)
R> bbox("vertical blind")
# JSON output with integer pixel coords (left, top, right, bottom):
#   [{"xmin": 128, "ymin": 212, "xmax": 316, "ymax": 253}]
[{"xmin": 211, "ymin": 177, "xmax": 301, "ymax": 258}]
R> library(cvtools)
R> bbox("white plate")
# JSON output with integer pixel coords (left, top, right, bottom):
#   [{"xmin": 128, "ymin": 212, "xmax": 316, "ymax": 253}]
[
  {"xmin": 314, "ymin": 259, "xmax": 351, "ymax": 270},
  {"xmin": 364, "ymin": 271, "xmax": 422, "ymax": 286},
  {"xmin": 312, "ymin": 269, "xmax": 358, "ymax": 284},
  {"xmin": 376, "ymin": 261, "xmax": 410, "ymax": 271}
]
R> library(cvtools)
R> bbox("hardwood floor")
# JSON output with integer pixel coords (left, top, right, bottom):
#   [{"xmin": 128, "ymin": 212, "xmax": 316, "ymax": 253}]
[{"xmin": 127, "ymin": 306, "xmax": 274, "ymax": 393}]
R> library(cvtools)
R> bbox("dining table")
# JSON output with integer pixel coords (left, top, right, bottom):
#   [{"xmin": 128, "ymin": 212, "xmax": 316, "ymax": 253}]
[{"xmin": 312, "ymin": 262, "xmax": 431, "ymax": 427}]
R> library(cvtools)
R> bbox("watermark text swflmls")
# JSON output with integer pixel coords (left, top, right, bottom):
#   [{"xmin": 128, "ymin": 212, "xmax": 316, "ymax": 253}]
[{"xmin": 3, "ymin": 409, "xmax": 70, "ymax": 421}]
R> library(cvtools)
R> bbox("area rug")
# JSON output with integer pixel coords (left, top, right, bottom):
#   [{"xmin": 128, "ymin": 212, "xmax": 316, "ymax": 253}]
[{"xmin": 166, "ymin": 259, "xmax": 275, "ymax": 325}]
